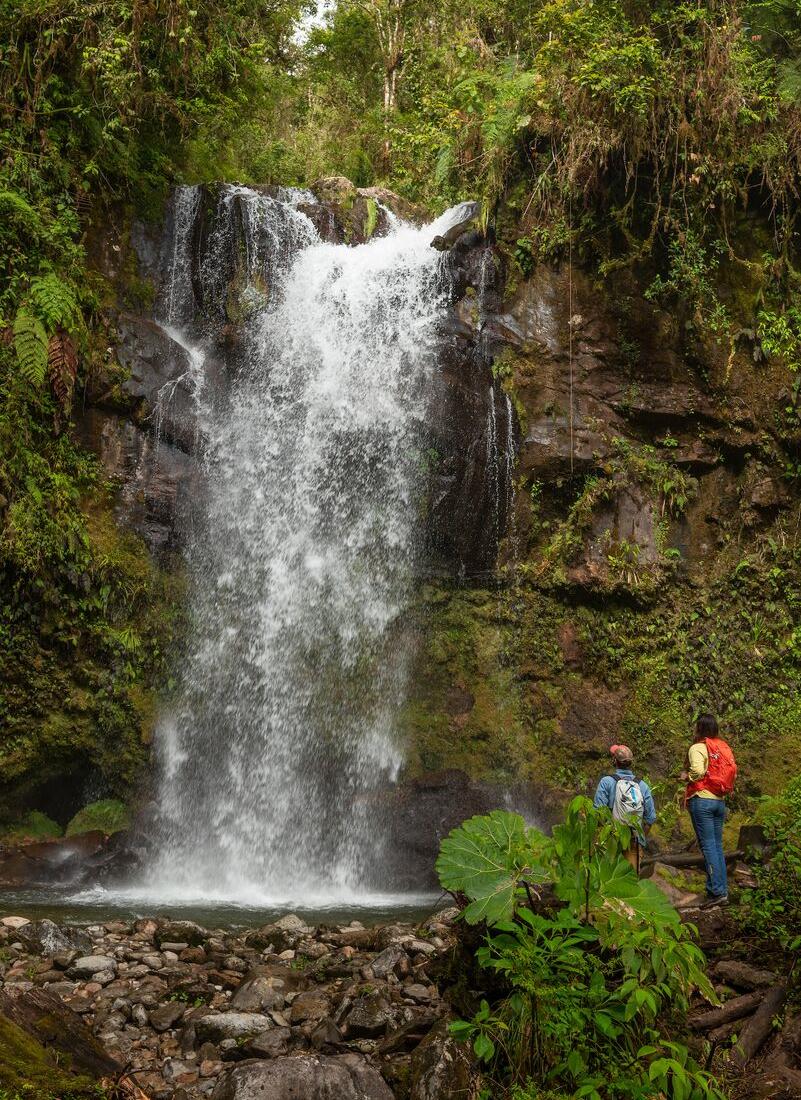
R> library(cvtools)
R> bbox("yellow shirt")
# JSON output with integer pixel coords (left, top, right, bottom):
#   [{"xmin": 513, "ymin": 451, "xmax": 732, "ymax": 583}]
[{"xmin": 687, "ymin": 741, "xmax": 723, "ymax": 800}]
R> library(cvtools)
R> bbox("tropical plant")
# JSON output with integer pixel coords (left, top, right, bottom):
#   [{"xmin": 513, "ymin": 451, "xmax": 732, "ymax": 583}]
[{"xmin": 437, "ymin": 800, "xmax": 724, "ymax": 1099}]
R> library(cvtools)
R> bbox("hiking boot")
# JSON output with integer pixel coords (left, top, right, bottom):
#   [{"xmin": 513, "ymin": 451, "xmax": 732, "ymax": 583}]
[{"xmin": 699, "ymin": 894, "xmax": 728, "ymax": 909}]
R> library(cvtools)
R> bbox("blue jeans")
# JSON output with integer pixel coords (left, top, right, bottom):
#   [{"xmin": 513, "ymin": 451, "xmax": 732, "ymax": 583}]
[{"xmin": 689, "ymin": 797, "xmax": 727, "ymax": 897}]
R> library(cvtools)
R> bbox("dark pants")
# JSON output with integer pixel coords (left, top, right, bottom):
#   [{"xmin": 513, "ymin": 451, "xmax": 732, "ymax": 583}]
[{"xmin": 689, "ymin": 796, "xmax": 727, "ymax": 898}]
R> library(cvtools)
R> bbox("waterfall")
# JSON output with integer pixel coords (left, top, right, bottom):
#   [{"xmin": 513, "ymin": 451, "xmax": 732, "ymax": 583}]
[{"xmin": 142, "ymin": 186, "xmax": 461, "ymax": 904}]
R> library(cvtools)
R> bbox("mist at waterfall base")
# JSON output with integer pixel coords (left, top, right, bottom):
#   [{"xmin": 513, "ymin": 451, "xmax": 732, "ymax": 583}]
[{"xmin": 62, "ymin": 189, "xmax": 491, "ymax": 918}]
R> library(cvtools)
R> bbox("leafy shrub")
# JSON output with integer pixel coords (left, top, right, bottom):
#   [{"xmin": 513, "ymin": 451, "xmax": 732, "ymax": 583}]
[
  {"xmin": 437, "ymin": 800, "xmax": 725, "ymax": 1100},
  {"xmin": 738, "ymin": 775, "xmax": 801, "ymax": 944}
]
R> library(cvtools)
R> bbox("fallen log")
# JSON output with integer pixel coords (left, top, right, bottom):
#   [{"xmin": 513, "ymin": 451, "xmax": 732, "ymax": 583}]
[
  {"xmin": 713, "ymin": 960, "xmax": 778, "ymax": 990},
  {"xmin": 729, "ymin": 983, "xmax": 787, "ymax": 1067},
  {"xmin": 689, "ymin": 991, "xmax": 762, "ymax": 1031},
  {"xmin": 708, "ymin": 1018, "xmax": 744, "ymax": 1045}
]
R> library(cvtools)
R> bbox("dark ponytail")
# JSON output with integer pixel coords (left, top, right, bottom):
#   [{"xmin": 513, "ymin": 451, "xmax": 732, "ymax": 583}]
[{"xmin": 695, "ymin": 712, "xmax": 718, "ymax": 740}]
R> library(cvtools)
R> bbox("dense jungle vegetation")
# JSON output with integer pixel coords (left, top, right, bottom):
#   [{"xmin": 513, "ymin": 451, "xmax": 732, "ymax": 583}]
[
  {"xmin": 1, "ymin": 0, "xmax": 801, "ymax": 799},
  {"xmin": 2, "ymin": 4, "xmax": 801, "ymax": 1099},
  {"xmin": 2, "ymin": 0, "xmax": 801, "ymax": 816}
]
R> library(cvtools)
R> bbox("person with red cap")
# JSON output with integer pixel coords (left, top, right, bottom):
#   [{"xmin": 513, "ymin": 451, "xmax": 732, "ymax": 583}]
[{"xmin": 593, "ymin": 744, "xmax": 656, "ymax": 873}]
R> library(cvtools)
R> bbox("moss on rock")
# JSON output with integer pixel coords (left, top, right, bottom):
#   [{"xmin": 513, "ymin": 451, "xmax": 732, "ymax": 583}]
[
  {"xmin": 65, "ymin": 799, "xmax": 130, "ymax": 837},
  {"xmin": 0, "ymin": 1015, "xmax": 99, "ymax": 1100}
]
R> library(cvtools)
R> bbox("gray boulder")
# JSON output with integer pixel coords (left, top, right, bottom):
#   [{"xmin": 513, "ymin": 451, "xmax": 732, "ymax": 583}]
[
  {"xmin": 231, "ymin": 974, "xmax": 286, "ymax": 1013},
  {"xmin": 17, "ymin": 920, "xmax": 91, "ymax": 958},
  {"xmin": 212, "ymin": 1054, "xmax": 393, "ymax": 1100},
  {"xmin": 67, "ymin": 955, "xmax": 117, "ymax": 979},
  {"xmin": 196, "ymin": 1013, "xmax": 273, "ymax": 1042},
  {"xmin": 155, "ymin": 919, "xmax": 208, "ymax": 947},
  {"xmin": 244, "ymin": 1027, "xmax": 291, "ymax": 1059},
  {"xmin": 410, "ymin": 1020, "xmax": 478, "ymax": 1099},
  {"xmin": 344, "ymin": 991, "xmax": 393, "ymax": 1038}
]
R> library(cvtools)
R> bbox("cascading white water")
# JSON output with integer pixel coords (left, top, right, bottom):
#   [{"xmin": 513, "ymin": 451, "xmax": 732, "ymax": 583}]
[{"xmin": 142, "ymin": 187, "xmax": 465, "ymax": 904}]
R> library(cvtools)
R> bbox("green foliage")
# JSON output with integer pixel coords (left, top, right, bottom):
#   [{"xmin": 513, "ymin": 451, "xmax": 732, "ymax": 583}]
[
  {"xmin": 65, "ymin": 799, "xmax": 130, "ymax": 838},
  {"xmin": 12, "ymin": 311, "xmax": 49, "ymax": 387},
  {"xmin": 738, "ymin": 774, "xmax": 801, "ymax": 944},
  {"xmin": 439, "ymin": 802, "xmax": 723, "ymax": 1099},
  {"xmin": 0, "ymin": 810, "xmax": 61, "ymax": 844}
]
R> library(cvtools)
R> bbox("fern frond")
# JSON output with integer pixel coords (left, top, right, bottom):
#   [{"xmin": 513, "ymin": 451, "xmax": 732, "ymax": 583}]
[
  {"xmin": 48, "ymin": 329, "xmax": 79, "ymax": 413},
  {"xmin": 28, "ymin": 274, "xmax": 80, "ymax": 331},
  {"xmin": 0, "ymin": 189, "xmax": 43, "ymax": 237},
  {"xmin": 13, "ymin": 309, "xmax": 49, "ymax": 386}
]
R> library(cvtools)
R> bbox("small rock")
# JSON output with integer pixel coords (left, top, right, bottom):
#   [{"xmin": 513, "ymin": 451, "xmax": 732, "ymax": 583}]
[
  {"xmin": 222, "ymin": 956, "xmax": 248, "ymax": 974},
  {"xmin": 67, "ymin": 955, "xmax": 117, "ymax": 978},
  {"xmin": 155, "ymin": 920, "xmax": 208, "ymax": 948},
  {"xmin": 371, "ymin": 946, "xmax": 405, "ymax": 979},
  {"xmin": 311, "ymin": 1018, "xmax": 343, "ymax": 1050},
  {"xmin": 245, "ymin": 1027, "xmax": 291, "ymax": 1059},
  {"xmin": 344, "ymin": 992, "xmax": 392, "ymax": 1038},
  {"xmin": 407, "ymin": 939, "xmax": 436, "ymax": 956},
  {"xmin": 289, "ymin": 990, "xmax": 331, "ymax": 1025},
  {"xmin": 161, "ymin": 942, "xmax": 190, "ymax": 952},
  {"xmin": 0, "ymin": 916, "xmax": 30, "ymax": 929},
  {"xmin": 231, "ymin": 975, "xmax": 286, "ymax": 1013},
  {"xmin": 404, "ymin": 984, "xmax": 433, "ymax": 1004},
  {"xmin": 201, "ymin": 1060, "xmax": 223, "ymax": 1077},
  {"xmin": 180, "ymin": 946, "xmax": 207, "ymax": 964},
  {"xmin": 150, "ymin": 1001, "xmax": 187, "ymax": 1031},
  {"xmin": 196, "ymin": 1012, "xmax": 273, "ymax": 1042}
]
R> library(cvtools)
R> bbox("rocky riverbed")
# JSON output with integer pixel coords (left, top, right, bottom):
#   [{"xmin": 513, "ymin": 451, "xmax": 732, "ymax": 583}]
[{"xmin": 0, "ymin": 910, "xmax": 471, "ymax": 1100}]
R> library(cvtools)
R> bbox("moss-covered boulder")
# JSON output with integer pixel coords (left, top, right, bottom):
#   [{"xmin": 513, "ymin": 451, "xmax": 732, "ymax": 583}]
[{"xmin": 66, "ymin": 799, "xmax": 130, "ymax": 837}]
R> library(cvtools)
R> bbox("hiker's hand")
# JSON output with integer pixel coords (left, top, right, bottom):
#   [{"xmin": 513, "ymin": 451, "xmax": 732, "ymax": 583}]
[{"xmin": 679, "ymin": 770, "xmax": 689, "ymax": 781}]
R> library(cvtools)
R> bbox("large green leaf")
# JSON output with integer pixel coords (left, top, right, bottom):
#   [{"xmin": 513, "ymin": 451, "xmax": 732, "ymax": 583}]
[{"xmin": 435, "ymin": 810, "xmax": 546, "ymax": 925}]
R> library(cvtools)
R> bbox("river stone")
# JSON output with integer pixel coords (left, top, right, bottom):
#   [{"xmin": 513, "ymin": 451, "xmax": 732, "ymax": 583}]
[
  {"xmin": 195, "ymin": 1012, "xmax": 273, "ymax": 1042},
  {"xmin": 344, "ymin": 991, "xmax": 392, "ymax": 1038},
  {"xmin": 289, "ymin": 989, "xmax": 330, "ymax": 1024},
  {"xmin": 244, "ymin": 1027, "xmax": 291, "ymax": 1059},
  {"xmin": 67, "ymin": 955, "xmax": 117, "ymax": 978},
  {"xmin": 155, "ymin": 920, "xmax": 208, "ymax": 947},
  {"xmin": 212, "ymin": 1054, "xmax": 394, "ymax": 1100},
  {"xmin": 17, "ymin": 920, "xmax": 92, "ymax": 958},
  {"xmin": 231, "ymin": 975, "xmax": 285, "ymax": 1012},
  {"xmin": 149, "ymin": 1001, "xmax": 187, "ymax": 1031},
  {"xmin": 370, "ymin": 945, "xmax": 405, "ymax": 979},
  {"xmin": 410, "ymin": 1020, "xmax": 477, "ymax": 1100},
  {"xmin": 245, "ymin": 914, "xmax": 312, "ymax": 952}
]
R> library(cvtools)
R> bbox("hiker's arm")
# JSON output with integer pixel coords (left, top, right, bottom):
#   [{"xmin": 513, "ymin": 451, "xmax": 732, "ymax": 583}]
[
  {"xmin": 642, "ymin": 783, "xmax": 657, "ymax": 827},
  {"xmin": 593, "ymin": 777, "xmax": 610, "ymax": 809},
  {"xmin": 687, "ymin": 742, "xmax": 708, "ymax": 782}
]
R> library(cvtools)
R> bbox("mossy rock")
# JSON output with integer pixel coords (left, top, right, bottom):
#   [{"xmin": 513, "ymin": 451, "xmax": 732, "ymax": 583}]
[
  {"xmin": 0, "ymin": 811, "xmax": 62, "ymax": 845},
  {"xmin": 0, "ymin": 1014, "xmax": 99, "ymax": 1100},
  {"xmin": 66, "ymin": 799, "xmax": 130, "ymax": 837}
]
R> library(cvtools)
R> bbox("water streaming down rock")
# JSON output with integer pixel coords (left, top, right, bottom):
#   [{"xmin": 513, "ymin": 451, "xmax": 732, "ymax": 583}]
[{"xmin": 144, "ymin": 186, "xmax": 464, "ymax": 902}]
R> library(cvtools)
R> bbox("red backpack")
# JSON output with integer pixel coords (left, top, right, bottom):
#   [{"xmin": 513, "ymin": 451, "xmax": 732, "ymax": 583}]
[{"xmin": 701, "ymin": 737, "xmax": 737, "ymax": 796}]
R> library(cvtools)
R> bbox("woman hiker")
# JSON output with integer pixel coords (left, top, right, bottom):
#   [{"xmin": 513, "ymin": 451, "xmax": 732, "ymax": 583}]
[
  {"xmin": 681, "ymin": 713, "xmax": 737, "ymax": 909},
  {"xmin": 593, "ymin": 744, "xmax": 656, "ymax": 874}
]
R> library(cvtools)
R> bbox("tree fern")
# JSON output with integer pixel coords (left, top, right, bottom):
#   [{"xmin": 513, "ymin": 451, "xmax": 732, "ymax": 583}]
[
  {"xmin": 12, "ymin": 309, "xmax": 49, "ymax": 386},
  {"xmin": 27, "ymin": 274, "xmax": 80, "ymax": 332}
]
